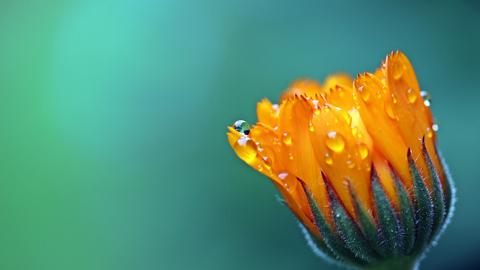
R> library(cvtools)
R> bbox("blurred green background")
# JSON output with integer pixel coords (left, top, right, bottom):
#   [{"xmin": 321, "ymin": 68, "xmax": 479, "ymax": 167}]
[{"xmin": 0, "ymin": 0, "xmax": 479, "ymax": 269}]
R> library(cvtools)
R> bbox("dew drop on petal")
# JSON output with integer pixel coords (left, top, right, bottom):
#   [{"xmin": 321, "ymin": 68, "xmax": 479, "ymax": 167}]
[
  {"xmin": 308, "ymin": 122, "xmax": 315, "ymax": 132},
  {"xmin": 421, "ymin": 91, "xmax": 432, "ymax": 107},
  {"xmin": 339, "ymin": 110, "xmax": 352, "ymax": 125},
  {"xmin": 391, "ymin": 93, "xmax": 398, "ymax": 104},
  {"xmin": 432, "ymin": 123, "xmax": 439, "ymax": 131},
  {"xmin": 283, "ymin": 132, "xmax": 292, "ymax": 145},
  {"xmin": 357, "ymin": 85, "xmax": 370, "ymax": 102},
  {"xmin": 233, "ymin": 120, "xmax": 251, "ymax": 135},
  {"xmin": 346, "ymin": 158, "xmax": 355, "ymax": 169},
  {"xmin": 351, "ymin": 127, "xmax": 358, "ymax": 137},
  {"xmin": 393, "ymin": 61, "xmax": 405, "ymax": 80},
  {"xmin": 278, "ymin": 172, "xmax": 289, "ymax": 180},
  {"xmin": 384, "ymin": 103, "xmax": 397, "ymax": 120},
  {"xmin": 357, "ymin": 144, "xmax": 369, "ymax": 160},
  {"xmin": 257, "ymin": 164, "xmax": 263, "ymax": 172},
  {"xmin": 326, "ymin": 131, "xmax": 345, "ymax": 153},
  {"xmin": 407, "ymin": 88, "xmax": 417, "ymax": 104},
  {"xmin": 426, "ymin": 127, "xmax": 433, "ymax": 138},
  {"xmin": 324, "ymin": 153, "xmax": 333, "ymax": 165}
]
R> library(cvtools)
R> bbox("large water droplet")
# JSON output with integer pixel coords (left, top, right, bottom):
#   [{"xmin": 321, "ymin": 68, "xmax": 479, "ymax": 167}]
[
  {"xmin": 406, "ymin": 88, "xmax": 417, "ymax": 104},
  {"xmin": 326, "ymin": 131, "xmax": 345, "ymax": 153},
  {"xmin": 233, "ymin": 120, "xmax": 251, "ymax": 135},
  {"xmin": 421, "ymin": 91, "xmax": 432, "ymax": 107},
  {"xmin": 357, "ymin": 144, "xmax": 369, "ymax": 160}
]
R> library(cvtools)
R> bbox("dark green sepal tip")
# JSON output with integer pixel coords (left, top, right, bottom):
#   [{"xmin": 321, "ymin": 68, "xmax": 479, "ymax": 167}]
[
  {"xmin": 371, "ymin": 168, "xmax": 403, "ymax": 257},
  {"xmin": 299, "ymin": 178, "xmax": 365, "ymax": 266},
  {"xmin": 408, "ymin": 149, "xmax": 434, "ymax": 253},
  {"xmin": 348, "ymin": 182, "xmax": 382, "ymax": 256},
  {"xmin": 389, "ymin": 164, "xmax": 415, "ymax": 255},
  {"xmin": 322, "ymin": 174, "xmax": 379, "ymax": 264},
  {"xmin": 421, "ymin": 139, "xmax": 446, "ymax": 241}
]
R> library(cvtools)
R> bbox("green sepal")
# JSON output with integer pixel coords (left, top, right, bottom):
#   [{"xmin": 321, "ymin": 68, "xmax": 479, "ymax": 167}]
[
  {"xmin": 300, "ymin": 180, "xmax": 365, "ymax": 266},
  {"xmin": 422, "ymin": 140, "xmax": 446, "ymax": 241},
  {"xmin": 408, "ymin": 150, "xmax": 434, "ymax": 253},
  {"xmin": 299, "ymin": 223, "xmax": 339, "ymax": 262},
  {"xmin": 323, "ymin": 174, "xmax": 379, "ymax": 263},
  {"xmin": 371, "ymin": 169, "xmax": 403, "ymax": 257},
  {"xmin": 349, "ymin": 182, "xmax": 382, "ymax": 256},
  {"xmin": 279, "ymin": 196, "xmax": 339, "ymax": 262},
  {"xmin": 389, "ymin": 165, "xmax": 415, "ymax": 255}
]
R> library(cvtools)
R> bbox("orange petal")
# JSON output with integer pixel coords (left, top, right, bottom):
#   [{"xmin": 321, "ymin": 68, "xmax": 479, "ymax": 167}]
[
  {"xmin": 256, "ymin": 99, "xmax": 279, "ymax": 129},
  {"xmin": 280, "ymin": 79, "xmax": 324, "ymax": 101}
]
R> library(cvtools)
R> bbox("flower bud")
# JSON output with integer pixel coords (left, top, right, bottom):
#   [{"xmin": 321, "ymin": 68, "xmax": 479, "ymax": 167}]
[{"xmin": 227, "ymin": 51, "xmax": 454, "ymax": 269}]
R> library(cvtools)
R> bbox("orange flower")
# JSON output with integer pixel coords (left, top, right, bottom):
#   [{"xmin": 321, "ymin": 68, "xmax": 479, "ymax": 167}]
[{"xmin": 227, "ymin": 51, "xmax": 454, "ymax": 269}]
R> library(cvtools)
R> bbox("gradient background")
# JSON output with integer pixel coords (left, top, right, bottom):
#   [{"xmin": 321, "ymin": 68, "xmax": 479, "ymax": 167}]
[{"xmin": 1, "ymin": 0, "xmax": 479, "ymax": 269}]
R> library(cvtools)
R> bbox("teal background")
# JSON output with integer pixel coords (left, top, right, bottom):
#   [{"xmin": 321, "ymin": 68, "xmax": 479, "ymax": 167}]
[{"xmin": 0, "ymin": 0, "xmax": 479, "ymax": 269}]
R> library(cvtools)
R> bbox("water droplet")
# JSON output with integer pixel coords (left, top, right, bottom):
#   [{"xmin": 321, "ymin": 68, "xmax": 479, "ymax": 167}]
[
  {"xmin": 324, "ymin": 153, "xmax": 333, "ymax": 165},
  {"xmin": 339, "ymin": 110, "xmax": 352, "ymax": 125},
  {"xmin": 407, "ymin": 88, "xmax": 417, "ymax": 104},
  {"xmin": 308, "ymin": 122, "xmax": 315, "ymax": 132},
  {"xmin": 272, "ymin": 104, "xmax": 279, "ymax": 111},
  {"xmin": 432, "ymin": 124, "xmax": 439, "ymax": 131},
  {"xmin": 357, "ymin": 144, "xmax": 369, "ymax": 160},
  {"xmin": 391, "ymin": 93, "xmax": 398, "ymax": 104},
  {"xmin": 283, "ymin": 132, "xmax": 292, "ymax": 145},
  {"xmin": 346, "ymin": 159, "xmax": 355, "ymax": 169},
  {"xmin": 384, "ymin": 103, "xmax": 397, "ymax": 120},
  {"xmin": 326, "ymin": 131, "xmax": 345, "ymax": 153},
  {"xmin": 257, "ymin": 164, "xmax": 263, "ymax": 172},
  {"xmin": 233, "ymin": 120, "xmax": 251, "ymax": 135},
  {"xmin": 426, "ymin": 127, "xmax": 433, "ymax": 138},
  {"xmin": 278, "ymin": 172, "xmax": 288, "ymax": 180},
  {"xmin": 273, "ymin": 137, "xmax": 280, "ymax": 146},
  {"xmin": 357, "ymin": 85, "xmax": 370, "ymax": 102},
  {"xmin": 351, "ymin": 127, "xmax": 358, "ymax": 137},
  {"xmin": 420, "ymin": 91, "xmax": 432, "ymax": 107},
  {"xmin": 288, "ymin": 153, "xmax": 294, "ymax": 160},
  {"xmin": 393, "ymin": 61, "xmax": 405, "ymax": 80}
]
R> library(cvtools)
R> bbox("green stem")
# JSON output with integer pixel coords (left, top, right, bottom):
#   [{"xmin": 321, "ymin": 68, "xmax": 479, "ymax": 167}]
[{"xmin": 362, "ymin": 256, "xmax": 419, "ymax": 270}]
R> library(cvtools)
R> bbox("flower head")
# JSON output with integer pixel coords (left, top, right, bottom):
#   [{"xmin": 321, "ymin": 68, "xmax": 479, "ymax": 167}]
[{"xmin": 227, "ymin": 51, "xmax": 454, "ymax": 268}]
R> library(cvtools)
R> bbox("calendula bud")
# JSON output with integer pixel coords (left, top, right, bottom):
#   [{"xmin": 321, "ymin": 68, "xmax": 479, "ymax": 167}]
[{"xmin": 226, "ymin": 51, "xmax": 454, "ymax": 270}]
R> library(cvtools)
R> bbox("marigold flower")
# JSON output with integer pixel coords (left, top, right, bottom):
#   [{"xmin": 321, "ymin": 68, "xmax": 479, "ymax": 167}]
[{"xmin": 227, "ymin": 51, "xmax": 454, "ymax": 269}]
